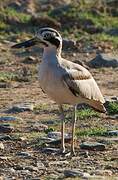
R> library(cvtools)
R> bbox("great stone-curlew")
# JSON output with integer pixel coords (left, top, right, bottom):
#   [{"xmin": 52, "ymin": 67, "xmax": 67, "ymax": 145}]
[{"xmin": 12, "ymin": 27, "xmax": 106, "ymax": 155}]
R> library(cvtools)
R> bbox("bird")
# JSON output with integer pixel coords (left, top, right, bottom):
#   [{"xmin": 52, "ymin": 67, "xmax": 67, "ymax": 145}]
[{"xmin": 12, "ymin": 27, "xmax": 106, "ymax": 155}]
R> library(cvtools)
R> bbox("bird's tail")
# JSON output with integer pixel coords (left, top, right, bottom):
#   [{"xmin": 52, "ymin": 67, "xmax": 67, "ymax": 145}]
[{"xmin": 88, "ymin": 100, "xmax": 106, "ymax": 113}]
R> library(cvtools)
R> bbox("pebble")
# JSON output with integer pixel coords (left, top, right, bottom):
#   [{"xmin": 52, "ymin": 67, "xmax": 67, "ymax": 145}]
[
  {"xmin": 16, "ymin": 151, "xmax": 32, "ymax": 158},
  {"xmin": 47, "ymin": 138, "xmax": 71, "ymax": 146},
  {"xmin": 49, "ymin": 160, "xmax": 69, "ymax": 166},
  {"xmin": 0, "ymin": 116, "xmax": 17, "ymax": 121},
  {"xmin": 0, "ymin": 135, "xmax": 12, "ymax": 141},
  {"xmin": 42, "ymin": 147, "xmax": 59, "ymax": 154},
  {"xmin": 0, "ymin": 156, "xmax": 10, "ymax": 160},
  {"xmin": 0, "ymin": 124, "xmax": 14, "ymax": 133},
  {"xmin": 31, "ymin": 123, "xmax": 48, "ymax": 132},
  {"xmin": 80, "ymin": 142, "xmax": 106, "ymax": 151},
  {"xmin": 37, "ymin": 162, "xmax": 45, "ymax": 170},
  {"xmin": 106, "ymin": 130, "xmax": 118, "ymax": 136},
  {"xmin": 22, "ymin": 56, "xmax": 38, "ymax": 64},
  {"xmin": 0, "ymin": 142, "xmax": 4, "ymax": 150},
  {"xmin": 64, "ymin": 169, "xmax": 90, "ymax": 178},
  {"xmin": 7, "ymin": 103, "xmax": 34, "ymax": 113},
  {"xmin": 48, "ymin": 131, "xmax": 71, "ymax": 139},
  {"xmin": 89, "ymin": 53, "xmax": 118, "ymax": 68},
  {"xmin": 0, "ymin": 82, "xmax": 11, "ymax": 88},
  {"xmin": 94, "ymin": 169, "xmax": 113, "ymax": 176},
  {"xmin": 25, "ymin": 166, "xmax": 39, "ymax": 172}
]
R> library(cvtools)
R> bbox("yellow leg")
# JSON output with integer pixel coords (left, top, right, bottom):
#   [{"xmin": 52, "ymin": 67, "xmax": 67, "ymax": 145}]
[
  {"xmin": 59, "ymin": 105, "xmax": 65, "ymax": 153},
  {"xmin": 71, "ymin": 105, "xmax": 77, "ymax": 155}
]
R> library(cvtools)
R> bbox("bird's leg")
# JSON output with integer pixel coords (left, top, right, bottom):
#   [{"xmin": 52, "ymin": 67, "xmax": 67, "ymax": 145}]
[
  {"xmin": 71, "ymin": 105, "xmax": 77, "ymax": 156},
  {"xmin": 59, "ymin": 105, "xmax": 65, "ymax": 153}
]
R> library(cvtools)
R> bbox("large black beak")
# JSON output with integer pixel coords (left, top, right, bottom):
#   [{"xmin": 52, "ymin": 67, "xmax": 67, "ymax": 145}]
[{"xmin": 11, "ymin": 37, "xmax": 38, "ymax": 49}]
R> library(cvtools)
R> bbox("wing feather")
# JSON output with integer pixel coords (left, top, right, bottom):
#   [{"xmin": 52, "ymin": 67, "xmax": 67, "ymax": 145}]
[{"xmin": 62, "ymin": 62, "xmax": 105, "ymax": 104}]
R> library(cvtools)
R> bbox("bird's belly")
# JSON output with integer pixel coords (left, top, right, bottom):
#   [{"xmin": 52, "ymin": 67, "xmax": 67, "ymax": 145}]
[{"xmin": 39, "ymin": 66, "xmax": 79, "ymax": 104}]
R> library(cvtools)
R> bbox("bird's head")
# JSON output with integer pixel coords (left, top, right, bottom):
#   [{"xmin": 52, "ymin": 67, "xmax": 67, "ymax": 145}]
[{"xmin": 12, "ymin": 27, "xmax": 62, "ymax": 52}]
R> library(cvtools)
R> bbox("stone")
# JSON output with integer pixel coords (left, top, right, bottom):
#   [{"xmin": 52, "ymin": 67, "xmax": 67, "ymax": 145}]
[
  {"xmin": 0, "ymin": 82, "xmax": 11, "ymax": 88},
  {"xmin": 37, "ymin": 162, "xmax": 45, "ymax": 170},
  {"xmin": 106, "ymin": 28, "xmax": 118, "ymax": 36},
  {"xmin": 49, "ymin": 160, "xmax": 69, "ymax": 166},
  {"xmin": 50, "ymin": 5, "xmax": 71, "ymax": 17},
  {"xmin": 94, "ymin": 169, "xmax": 113, "ymax": 176},
  {"xmin": 88, "ymin": 53, "xmax": 118, "ymax": 68},
  {"xmin": 22, "ymin": 56, "xmax": 38, "ymax": 64},
  {"xmin": 7, "ymin": 103, "xmax": 34, "ymax": 113},
  {"xmin": 0, "ymin": 142, "xmax": 4, "ymax": 150},
  {"xmin": 0, "ymin": 116, "xmax": 17, "ymax": 121},
  {"xmin": 31, "ymin": 123, "xmax": 48, "ymax": 132},
  {"xmin": 106, "ymin": 130, "xmax": 118, "ymax": 136},
  {"xmin": 64, "ymin": 169, "xmax": 90, "ymax": 178},
  {"xmin": 25, "ymin": 166, "xmax": 38, "ymax": 172},
  {"xmin": 104, "ymin": 96, "xmax": 118, "ymax": 104},
  {"xmin": 42, "ymin": 147, "xmax": 59, "ymax": 154},
  {"xmin": 62, "ymin": 39, "xmax": 77, "ymax": 50},
  {"xmin": 109, "ymin": 115, "xmax": 118, "ymax": 119},
  {"xmin": 0, "ymin": 124, "xmax": 14, "ymax": 133},
  {"xmin": 16, "ymin": 151, "xmax": 32, "ymax": 158},
  {"xmin": 47, "ymin": 138, "xmax": 71, "ymax": 146},
  {"xmin": 80, "ymin": 142, "xmax": 106, "ymax": 151},
  {"xmin": 48, "ymin": 131, "xmax": 71, "ymax": 139},
  {"xmin": 0, "ymin": 135, "xmax": 12, "ymax": 141},
  {"xmin": 0, "ymin": 156, "xmax": 11, "ymax": 160}
]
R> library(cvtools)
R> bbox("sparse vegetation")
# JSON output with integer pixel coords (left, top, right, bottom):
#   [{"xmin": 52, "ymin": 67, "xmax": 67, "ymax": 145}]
[
  {"xmin": 107, "ymin": 102, "xmax": 118, "ymax": 114},
  {"xmin": 77, "ymin": 108, "xmax": 100, "ymax": 120},
  {"xmin": 76, "ymin": 127, "xmax": 107, "ymax": 137}
]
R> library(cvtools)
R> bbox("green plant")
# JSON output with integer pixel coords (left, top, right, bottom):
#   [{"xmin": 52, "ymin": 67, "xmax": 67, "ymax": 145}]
[
  {"xmin": 107, "ymin": 102, "xmax": 118, "ymax": 115},
  {"xmin": 77, "ymin": 108, "xmax": 100, "ymax": 120},
  {"xmin": 76, "ymin": 127, "xmax": 107, "ymax": 137}
]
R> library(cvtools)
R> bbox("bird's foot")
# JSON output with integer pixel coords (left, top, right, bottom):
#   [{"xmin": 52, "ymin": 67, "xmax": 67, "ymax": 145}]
[{"xmin": 70, "ymin": 150, "xmax": 76, "ymax": 157}]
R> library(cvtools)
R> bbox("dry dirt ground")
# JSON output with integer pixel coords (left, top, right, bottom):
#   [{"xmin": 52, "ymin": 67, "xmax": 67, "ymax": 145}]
[{"xmin": 0, "ymin": 43, "xmax": 118, "ymax": 179}]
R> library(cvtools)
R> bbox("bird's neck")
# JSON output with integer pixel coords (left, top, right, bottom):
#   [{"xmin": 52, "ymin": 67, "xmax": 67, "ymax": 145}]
[{"xmin": 43, "ymin": 46, "xmax": 62, "ymax": 63}]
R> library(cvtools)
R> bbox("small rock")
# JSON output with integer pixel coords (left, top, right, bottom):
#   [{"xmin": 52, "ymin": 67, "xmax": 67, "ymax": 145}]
[
  {"xmin": 64, "ymin": 169, "xmax": 90, "ymax": 178},
  {"xmin": 31, "ymin": 123, "xmax": 48, "ymax": 132},
  {"xmin": 47, "ymin": 138, "xmax": 71, "ymax": 146},
  {"xmin": 49, "ymin": 160, "xmax": 69, "ymax": 166},
  {"xmin": 48, "ymin": 131, "xmax": 71, "ymax": 139},
  {"xmin": 89, "ymin": 53, "xmax": 118, "ymax": 68},
  {"xmin": 106, "ymin": 28, "xmax": 118, "ymax": 36},
  {"xmin": 18, "ymin": 137, "xmax": 27, "ymax": 141},
  {"xmin": 94, "ymin": 169, "xmax": 113, "ymax": 176},
  {"xmin": 0, "ymin": 135, "xmax": 12, "ymax": 141},
  {"xmin": 37, "ymin": 162, "xmax": 45, "ymax": 170},
  {"xmin": 22, "ymin": 56, "xmax": 38, "ymax": 64},
  {"xmin": 16, "ymin": 151, "xmax": 32, "ymax": 158},
  {"xmin": 109, "ymin": 115, "xmax": 118, "ymax": 119},
  {"xmin": 0, "ymin": 156, "xmax": 10, "ymax": 160},
  {"xmin": 106, "ymin": 130, "xmax": 118, "ymax": 136},
  {"xmin": 0, "ymin": 82, "xmax": 11, "ymax": 88},
  {"xmin": 25, "ymin": 166, "xmax": 38, "ymax": 172},
  {"xmin": 47, "ymin": 174, "xmax": 60, "ymax": 179},
  {"xmin": 0, "ymin": 124, "xmax": 14, "ymax": 133},
  {"xmin": 42, "ymin": 147, "xmax": 59, "ymax": 154},
  {"xmin": 62, "ymin": 39, "xmax": 77, "ymax": 50},
  {"xmin": 0, "ymin": 142, "xmax": 4, "ymax": 150},
  {"xmin": 0, "ymin": 116, "xmax": 18, "ymax": 121},
  {"xmin": 80, "ymin": 142, "xmax": 106, "ymax": 151},
  {"xmin": 7, "ymin": 103, "xmax": 34, "ymax": 113}
]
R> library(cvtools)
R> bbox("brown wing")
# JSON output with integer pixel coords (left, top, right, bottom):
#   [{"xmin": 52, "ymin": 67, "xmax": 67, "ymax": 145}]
[{"xmin": 61, "ymin": 61, "xmax": 106, "ymax": 112}]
